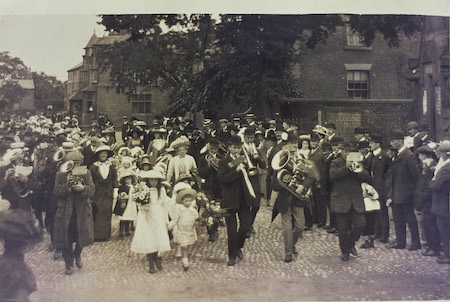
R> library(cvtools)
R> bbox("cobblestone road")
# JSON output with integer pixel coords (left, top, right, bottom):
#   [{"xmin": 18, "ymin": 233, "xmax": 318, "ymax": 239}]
[{"xmin": 19, "ymin": 204, "xmax": 450, "ymax": 302}]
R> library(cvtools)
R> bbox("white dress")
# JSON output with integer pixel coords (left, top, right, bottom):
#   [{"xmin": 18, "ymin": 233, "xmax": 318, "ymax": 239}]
[
  {"xmin": 169, "ymin": 204, "xmax": 199, "ymax": 247},
  {"xmin": 130, "ymin": 188, "xmax": 171, "ymax": 254},
  {"xmin": 120, "ymin": 186, "xmax": 138, "ymax": 221}
]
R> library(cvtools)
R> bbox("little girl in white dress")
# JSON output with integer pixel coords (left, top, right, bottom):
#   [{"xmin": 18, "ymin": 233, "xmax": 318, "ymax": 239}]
[
  {"xmin": 168, "ymin": 188, "xmax": 198, "ymax": 271},
  {"xmin": 131, "ymin": 170, "xmax": 171, "ymax": 274}
]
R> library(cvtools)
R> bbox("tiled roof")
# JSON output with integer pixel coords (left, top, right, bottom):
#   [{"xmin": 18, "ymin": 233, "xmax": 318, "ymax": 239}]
[
  {"xmin": 94, "ymin": 34, "xmax": 130, "ymax": 46},
  {"xmin": 84, "ymin": 34, "xmax": 99, "ymax": 49},
  {"xmin": 67, "ymin": 62, "xmax": 83, "ymax": 72},
  {"xmin": 0, "ymin": 79, "xmax": 35, "ymax": 89}
]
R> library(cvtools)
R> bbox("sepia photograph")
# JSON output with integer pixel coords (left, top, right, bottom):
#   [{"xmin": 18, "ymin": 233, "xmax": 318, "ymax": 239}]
[{"xmin": 0, "ymin": 1, "xmax": 449, "ymax": 301}]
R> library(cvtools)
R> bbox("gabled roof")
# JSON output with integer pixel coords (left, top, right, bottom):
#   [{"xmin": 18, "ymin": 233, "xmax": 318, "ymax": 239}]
[
  {"xmin": 82, "ymin": 84, "xmax": 97, "ymax": 92},
  {"xmin": 68, "ymin": 90, "xmax": 83, "ymax": 101},
  {"xmin": 94, "ymin": 33, "xmax": 130, "ymax": 46},
  {"xmin": 84, "ymin": 34, "xmax": 99, "ymax": 49},
  {"xmin": 67, "ymin": 62, "xmax": 83, "ymax": 72},
  {"xmin": 0, "ymin": 79, "xmax": 35, "ymax": 89}
]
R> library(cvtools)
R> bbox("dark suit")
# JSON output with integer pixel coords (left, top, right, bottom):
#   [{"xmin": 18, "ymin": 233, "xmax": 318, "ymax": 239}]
[
  {"xmin": 369, "ymin": 149, "xmax": 391, "ymax": 241},
  {"xmin": 429, "ymin": 162, "xmax": 450, "ymax": 258},
  {"xmin": 217, "ymin": 155, "xmax": 252, "ymax": 260},
  {"xmin": 385, "ymin": 147, "xmax": 421, "ymax": 248},
  {"xmin": 309, "ymin": 147, "xmax": 327, "ymax": 226},
  {"xmin": 330, "ymin": 155, "xmax": 371, "ymax": 255}
]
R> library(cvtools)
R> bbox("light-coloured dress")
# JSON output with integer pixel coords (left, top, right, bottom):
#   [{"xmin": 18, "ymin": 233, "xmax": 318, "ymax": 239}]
[
  {"xmin": 121, "ymin": 186, "xmax": 138, "ymax": 221},
  {"xmin": 169, "ymin": 204, "xmax": 199, "ymax": 247},
  {"xmin": 130, "ymin": 188, "xmax": 171, "ymax": 254}
]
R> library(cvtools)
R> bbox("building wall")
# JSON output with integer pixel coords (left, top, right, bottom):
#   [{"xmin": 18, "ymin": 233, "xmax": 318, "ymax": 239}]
[{"xmin": 18, "ymin": 90, "xmax": 35, "ymax": 111}]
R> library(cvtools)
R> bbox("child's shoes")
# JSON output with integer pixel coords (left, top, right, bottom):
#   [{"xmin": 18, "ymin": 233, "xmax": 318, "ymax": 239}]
[{"xmin": 182, "ymin": 257, "xmax": 189, "ymax": 272}]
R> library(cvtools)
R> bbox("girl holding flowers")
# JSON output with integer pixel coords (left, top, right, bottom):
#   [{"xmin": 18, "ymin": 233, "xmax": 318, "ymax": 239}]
[{"xmin": 130, "ymin": 170, "xmax": 171, "ymax": 274}]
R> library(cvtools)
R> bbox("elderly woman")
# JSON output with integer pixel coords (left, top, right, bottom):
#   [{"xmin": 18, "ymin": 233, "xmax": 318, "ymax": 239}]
[
  {"xmin": 90, "ymin": 145, "xmax": 118, "ymax": 242},
  {"xmin": 53, "ymin": 145, "xmax": 95, "ymax": 275}
]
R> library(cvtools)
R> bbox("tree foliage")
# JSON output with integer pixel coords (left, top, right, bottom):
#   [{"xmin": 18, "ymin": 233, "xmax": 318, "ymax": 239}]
[
  {"xmin": 32, "ymin": 72, "xmax": 64, "ymax": 101},
  {"xmin": 98, "ymin": 14, "xmax": 421, "ymax": 116}
]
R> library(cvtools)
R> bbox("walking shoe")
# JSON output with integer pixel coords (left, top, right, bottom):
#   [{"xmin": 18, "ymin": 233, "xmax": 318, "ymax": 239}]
[
  {"xmin": 326, "ymin": 227, "xmax": 337, "ymax": 234},
  {"xmin": 389, "ymin": 244, "xmax": 405, "ymax": 249},
  {"xmin": 360, "ymin": 238, "xmax": 374, "ymax": 249},
  {"xmin": 284, "ymin": 255, "xmax": 293, "ymax": 262},
  {"xmin": 65, "ymin": 266, "xmax": 74, "ymax": 275},
  {"xmin": 437, "ymin": 256, "xmax": 450, "ymax": 264},
  {"xmin": 379, "ymin": 238, "xmax": 389, "ymax": 243},
  {"xmin": 227, "ymin": 258, "xmax": 236, "ymax": 266},
  {"xmin": 155, "ymin": 257, "xmax": 163, "ymax": 270},
  {"xmin": 75, "ymin": 256, "xmax": 83, "ymax": 269},
  {"xmin": 149, "ymin": 260, "xmax": 157, "ymax": 274},
  {"xmin": 421, "ymin": 249, "xmax": 439, "ymax": 257},
  {"xmin": 408, "ymin": 244, "xmax": 422, "ymax": 251},
  {"xmin": 182, "ymin": 258, "xmax": 189, "ymax": 271},
  {"xmin": 341, "ymin": 253, "xmax": 350, "ymax": 261},
  {"xmin": 293, "ymin": 246, "xmax": 298, "ymax": 255},
  {"xmin": 53, "ymin": 250, "xmax": 62, "ymax": 260}
]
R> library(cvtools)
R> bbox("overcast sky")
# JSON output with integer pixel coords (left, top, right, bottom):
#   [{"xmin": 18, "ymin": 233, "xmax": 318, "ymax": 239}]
[
  {"xmin": 0, "ymin": 0, "xmax": 449, "ymax": 83},
  {"xmin": 0, "ymin": 15, "xmax": 107, "ymax": 81}
]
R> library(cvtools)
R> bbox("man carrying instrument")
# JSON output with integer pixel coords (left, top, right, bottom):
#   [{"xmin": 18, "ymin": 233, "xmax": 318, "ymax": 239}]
[
  {"xmin": 217, "ymin": 135, "xmax": 253, "ymax": 266},
  {"xmin": 242, "ymin": 127, "xmax": 266, "ymax": 237},
  {"xmin": 271, "ymin": 133, "xmax": 316, "ymax": 262},
  {"xmin": 198, "ymin": 138, "xmax": 222, "ymax": 200}
]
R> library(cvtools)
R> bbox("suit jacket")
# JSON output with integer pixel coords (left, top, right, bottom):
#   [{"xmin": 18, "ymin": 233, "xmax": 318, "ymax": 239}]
[
  {"xmin": 368, "ymin": 149, "xmax": 390, "ymax": 201},
  {"xmin": 429, "ymin": 162, "xmax": 450, "ymax": 217},
  {"xmin": 198, "ymin": 153, "xmax": 222, "ymax": 199},
  {"xmin": 329, "ymin": 155, "xmax": 372, "ymax": 214},
  {"xmin": 385, "ymin": 147, "xmax": 420, "ymax": 204},
  {"xmin": 217, "ymin": 155, "xmax": 250, "ymax": 210}
]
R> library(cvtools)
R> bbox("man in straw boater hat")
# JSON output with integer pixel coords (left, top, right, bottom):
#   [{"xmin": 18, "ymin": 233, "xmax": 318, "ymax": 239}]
[
  {"xmin": 217, "ymin": 135, "xmax": 253, "ymax": 266},
  {"xmin": 53, "ymin": 142, "xmax": 95, "ymax": 275},
  {"xmin": 385, "ymin": 129, "xmax": 421, "ymax": 251},
  {"xmin": 89, "ymin": 145, "xmax": 118, "ymax": 242}
]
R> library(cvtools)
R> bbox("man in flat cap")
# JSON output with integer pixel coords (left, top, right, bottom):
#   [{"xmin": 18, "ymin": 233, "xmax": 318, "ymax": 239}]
[{"xmin": 386, "ymin": 129, "xmax": 421, "ymax": 250}]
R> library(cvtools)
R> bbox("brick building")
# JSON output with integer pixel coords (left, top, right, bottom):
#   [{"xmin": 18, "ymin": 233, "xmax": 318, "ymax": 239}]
[
  {"xmin": 412, "ymin": 16, "xmax": 449, "ymax": 140},
  {"xmin": 279, "ymin": 20, "xmax": 421, "ymax": 141},
  {"xmin": 67, "ymin": 33, "xmax": 170, "ymax": 127}
]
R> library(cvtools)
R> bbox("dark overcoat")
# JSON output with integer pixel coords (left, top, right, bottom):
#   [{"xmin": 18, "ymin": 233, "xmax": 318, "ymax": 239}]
[
  {"xmin": 90, "ymin": 162, "xmax": 118, "ymax": 240},
  {"xmin": 198, "ymin": 154, "xmax": 222, "ymax": 199},
  {"xmin": 385, "ymin": 147, "xmax": 420, "ymax": 204},
  {"xmin": 329, "ymin": 156, "xmax": 372, "ymax": 214},
  {"xmin": 217, "ymin": 156, "xmax": 250, "ymax": 210},
  {"xmin": 368, "ymin": 150, "xmax": 391, "ymax": 201},
  {"xmin": 53, "ymin": 169, "xmax": 95, "ymax": 249},
  {"xmin": 429, "ymin": 162, "xmax": 450, "ymax": 217}
]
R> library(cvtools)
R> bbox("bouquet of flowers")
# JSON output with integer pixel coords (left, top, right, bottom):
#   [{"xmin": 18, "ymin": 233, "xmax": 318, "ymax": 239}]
[
  {"xmin": 118, "ymin": 192, "xmax": 129, "ymax": 209},
  {"xmin": 196, "ymin": 192, "xmax": 228, "ymax": 242},
  {"xmin": 132, "ymin": 183, "xmax": 152, "ymax": 205}
]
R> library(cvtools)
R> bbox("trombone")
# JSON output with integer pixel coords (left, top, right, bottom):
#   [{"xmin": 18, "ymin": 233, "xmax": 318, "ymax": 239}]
[{"xmin": 242, "ymin": 145, "xmax": 258, "ymax": 177}]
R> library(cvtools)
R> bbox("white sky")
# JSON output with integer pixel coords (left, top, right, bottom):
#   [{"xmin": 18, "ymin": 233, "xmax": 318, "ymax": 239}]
[{"xmin": 0, "ymin": 0, "xmax": 449, "ymax": 82}]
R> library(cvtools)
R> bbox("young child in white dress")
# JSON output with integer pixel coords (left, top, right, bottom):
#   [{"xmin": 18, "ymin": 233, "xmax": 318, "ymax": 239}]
[
  {"xmin": 130, "ymin": 169, "xmax": 171, "ymax": 274},
  {"xmin": 168, "ymin": 188, "xmax": 199, "ymax": 271},
  {"xmin": 113, "ymin": 171, "xmax": 138, "ymax": 237}
]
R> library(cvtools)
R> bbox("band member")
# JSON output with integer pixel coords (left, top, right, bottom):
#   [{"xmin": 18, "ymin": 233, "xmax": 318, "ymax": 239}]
[
  {"xmin": 217, "ymin": 118, "xmax": 231, "ymax": 144},
  {"xmin": 386, "ymin": 129, "xmax": 421, "ymax": 250},
  {"xmin": 53, "ymin": 147, "xmax": 95, "ymax": 275},
  {"xmin": 217, "ymin": 135, "xmax": 253, "ymax": 266},
  {"xmin": 265, "ymin": 130, "xmax": 279, "ymax": 207},
  {"xmin": 272, "ymin": 133, "xmax": 316, "ymax": 262},
  {"xmin": 330, "ymin": 143, "xmax": 371, "ymax": 261},
  {"xmin": 242, "ymin": 127, "xmax": 266, "ymax": 236},
  {"xmin": 198, "ymin": 138, "xmax": 222, "ymax": 200},
  {"xmin": 188, "ymin": 128, "xmax": 205, "ymax": 162},
  {"xmin": 354, "ymin": 127, "xmax": 367, "ymax": 142},
  {"xmin": 309, "ymin": 133, "xmax": 327, "ymax": 228},
  {"xmin": 90, "ymin": 145, "xmax": 118, "ymax": 242}
]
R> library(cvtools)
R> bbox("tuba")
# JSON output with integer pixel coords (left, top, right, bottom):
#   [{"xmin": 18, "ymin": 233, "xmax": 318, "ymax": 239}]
[{"xmin": 271, "ymin": 150, "xmax": 318, "ymax": 201}]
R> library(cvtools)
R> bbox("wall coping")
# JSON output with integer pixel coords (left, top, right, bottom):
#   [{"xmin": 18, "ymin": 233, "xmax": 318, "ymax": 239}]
[{"xmin": 281, "ymin": 98, "xmax": 414, "ymax": 104}]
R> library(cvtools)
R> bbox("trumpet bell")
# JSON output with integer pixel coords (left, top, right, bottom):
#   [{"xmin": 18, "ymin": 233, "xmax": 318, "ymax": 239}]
[{"xmin": 60, "ymin": 160, "xmax": 75, "ymax": 173}]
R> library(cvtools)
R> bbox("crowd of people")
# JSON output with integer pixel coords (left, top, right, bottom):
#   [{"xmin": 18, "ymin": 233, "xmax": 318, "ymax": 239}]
[{"xmin": 0, "ymin": 110, "xmax": 449, "ymax": 292}]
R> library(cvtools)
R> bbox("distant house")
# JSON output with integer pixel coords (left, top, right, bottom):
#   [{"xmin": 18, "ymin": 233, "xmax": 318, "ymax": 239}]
[
  {"xmin": 0, "ymin": 78, "xmax": 35, "ymax": 113},
  {"xmin": 67, "ymin": 33, "xmax": 170, "ymax": 127},
  {"xmin": 278, "ymin": 18, "xmax": 421, "ymax": 141}
]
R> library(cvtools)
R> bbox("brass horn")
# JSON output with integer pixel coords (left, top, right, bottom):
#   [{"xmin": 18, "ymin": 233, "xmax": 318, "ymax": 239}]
[
  {"xmin": 60, "ymin": 160, "xmax": 75, "ymax": 173},
  {"xmin": 3, "ymin": 149, "xmax": 23, "ymax": 163}
]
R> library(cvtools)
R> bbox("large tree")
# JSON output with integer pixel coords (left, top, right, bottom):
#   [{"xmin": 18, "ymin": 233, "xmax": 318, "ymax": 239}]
[
  {"xmin": 99, "ymin": 14, "xmax": 421, "ymax": 116},
  {"xmin": 0, "ymin": 51, "xmax": 28, "ymax": 105}
]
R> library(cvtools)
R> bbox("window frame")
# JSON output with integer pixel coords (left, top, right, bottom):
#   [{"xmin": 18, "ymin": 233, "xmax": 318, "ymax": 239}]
[
  {"xmin": 346, "ymin": 70, "xmax": 370, "ymax": 99},
  {"xmin": 131, "ymin": 92, "xmax": 152, "ymax": 114}
]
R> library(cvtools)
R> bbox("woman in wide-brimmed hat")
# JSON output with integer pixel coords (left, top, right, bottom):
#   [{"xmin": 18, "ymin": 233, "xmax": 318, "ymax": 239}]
[
  {"xmin": 90, "ymin": 145, "xmax": 118, "ymax": 242},
  {"xmin": 166, "ymin": 136, "xmax": 197, "ymax": 184},
  {"xmin": 127, "ymin": 127, "xmax": 144, "ymax": 149},
  {"xmin": 131, "ymin": 169, "xmax": 171, "ymax": 273}
]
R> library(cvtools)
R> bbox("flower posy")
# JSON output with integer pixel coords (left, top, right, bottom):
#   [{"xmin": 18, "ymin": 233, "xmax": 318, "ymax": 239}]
[{"xmin": 132, "ymin": 183, "xmax": 151, "ymax": 205}]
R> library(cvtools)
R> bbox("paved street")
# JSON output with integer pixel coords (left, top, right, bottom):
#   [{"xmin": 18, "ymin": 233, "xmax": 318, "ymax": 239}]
[{"xmin": 20, "ymin": 204, "xmax": 450, "ymax": 302}]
